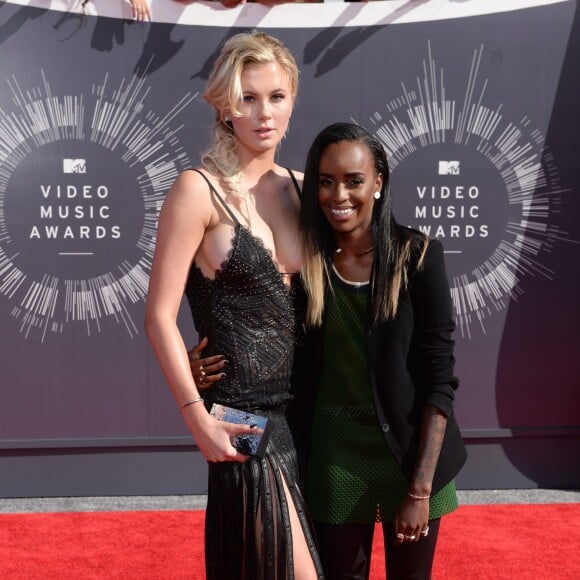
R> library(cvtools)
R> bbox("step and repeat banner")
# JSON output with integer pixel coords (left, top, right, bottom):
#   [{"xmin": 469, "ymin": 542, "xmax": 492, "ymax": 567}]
[{"xmin": 0, "ymin": 0, "xmax": 578, "ymax": 486}]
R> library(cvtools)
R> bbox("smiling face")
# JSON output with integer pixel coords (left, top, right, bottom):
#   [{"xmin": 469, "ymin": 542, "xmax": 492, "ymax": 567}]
[
  {"xmin": 228, "ymin": 61, "xmax": 294, "ymax": 158},
  {"xmin": 317, "ymin": 140, "xmax": 383, "ymax": 239}
]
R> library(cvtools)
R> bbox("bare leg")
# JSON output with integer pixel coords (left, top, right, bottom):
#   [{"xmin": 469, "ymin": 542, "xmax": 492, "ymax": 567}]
[
  {"xmin": 281, "ymin": 475, "xmax": 318, "ymax": 580},
  {"xmin": 252, "ymin": 460, "xmax": 320, "ymax": 580}
]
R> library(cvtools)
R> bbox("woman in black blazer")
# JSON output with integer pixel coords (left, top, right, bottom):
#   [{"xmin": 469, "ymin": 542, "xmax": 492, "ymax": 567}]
[{"xmin": 293, "ymin": 122, "xmax": 467, "ymax": 580}]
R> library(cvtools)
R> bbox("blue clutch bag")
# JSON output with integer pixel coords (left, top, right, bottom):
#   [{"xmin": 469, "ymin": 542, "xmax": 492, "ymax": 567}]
[{"xmin": 209, "ymin": 403, "xmax": 273, "ymax": 458}]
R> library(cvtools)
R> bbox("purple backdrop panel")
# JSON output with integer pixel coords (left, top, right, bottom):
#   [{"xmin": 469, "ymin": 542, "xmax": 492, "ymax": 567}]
[{"xmin": 0, "ymin": 0, "xmax": 578, "ymax": 489}]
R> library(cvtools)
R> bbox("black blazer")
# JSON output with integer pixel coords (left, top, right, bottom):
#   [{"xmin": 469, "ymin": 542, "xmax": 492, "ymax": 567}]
[{"xmin": 290, "ymin": 237, "xmax": 467, "ymax": 495}]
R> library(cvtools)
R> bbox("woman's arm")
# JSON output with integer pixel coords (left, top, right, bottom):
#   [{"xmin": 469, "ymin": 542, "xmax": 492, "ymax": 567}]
[
  {"xmin": 408, "ymin": 238, "xmax": 458, "ymax": 416},
  {"xmin": 145, "ymin": 170, "xmax": 252, "ymax": 463},
  {"xmin": 408, "ymin": 405, "xmax": 447, "ymax": 498},
  {"xmin": 394, "ymin": 405, "xmax": 446, "ymax": 543},
  {"xmin": 395, "ymin": 238, "xmax": 457, "ymax": 542}
]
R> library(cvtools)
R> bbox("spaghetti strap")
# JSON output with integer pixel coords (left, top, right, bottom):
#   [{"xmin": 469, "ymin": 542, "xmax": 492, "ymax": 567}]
[
  {"xmin": 286, "ymin": 168, "xmax": 302, "ymax": 199},
  {"xmin": 189, "ymin": 168, "xmax": 239, "ymax": 225}
]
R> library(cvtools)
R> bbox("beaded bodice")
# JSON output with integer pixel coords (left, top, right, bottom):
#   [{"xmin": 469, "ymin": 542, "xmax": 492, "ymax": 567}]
[{"xmin": 185, "ymin": 173, "xmax": 300, "ymax": 410}]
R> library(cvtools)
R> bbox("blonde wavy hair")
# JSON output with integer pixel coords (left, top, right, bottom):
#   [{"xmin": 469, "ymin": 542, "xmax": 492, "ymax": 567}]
[{"xmin": 201, "ymin": 32, "xmax": 299, "ymax": 197}]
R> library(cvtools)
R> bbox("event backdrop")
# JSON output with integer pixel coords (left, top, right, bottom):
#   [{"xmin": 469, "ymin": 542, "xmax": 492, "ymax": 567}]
[{"xmin": 0, "ymin": 0, "xmax": 578, "ymax": 495}]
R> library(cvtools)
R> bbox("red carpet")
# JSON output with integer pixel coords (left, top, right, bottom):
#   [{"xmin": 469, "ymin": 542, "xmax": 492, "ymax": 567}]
[{"xmin": 1, "ymin": 504, "xmax": 579, "ymax": 579}]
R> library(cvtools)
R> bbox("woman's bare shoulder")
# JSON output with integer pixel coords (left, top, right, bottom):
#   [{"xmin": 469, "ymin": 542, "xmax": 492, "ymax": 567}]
[
  {"xmin": 289, "ymin": 168, "xmax": 304, "ymax": 181},
  {"xmin": 275, "ymin": 166, "xmax": 303, "ymax": 196},
  {"xmin": 275, "ymin": 165, "xmax": 303, "ymax": 181},
  {"xmin": 171, "ymin": 167, "xmax": 211, "ymax": 191},
  {"xmin": 159, "ymin": 169, "xmax": 219, "ymax": 228},
  {"xmin": 166, "ymin": 168, "xmax": 218, "ymax": 204}
]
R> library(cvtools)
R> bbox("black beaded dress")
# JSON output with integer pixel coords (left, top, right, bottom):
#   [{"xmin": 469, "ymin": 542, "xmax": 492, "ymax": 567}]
[{"xmin": 184, "ymin": 169, "xmax": 323, "ymax": 580}]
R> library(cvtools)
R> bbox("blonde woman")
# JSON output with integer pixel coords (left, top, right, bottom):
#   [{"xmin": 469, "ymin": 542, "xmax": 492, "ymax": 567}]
[{"xmin": 145, "ymin": 32, "xmax": 322, "ymax": 579}]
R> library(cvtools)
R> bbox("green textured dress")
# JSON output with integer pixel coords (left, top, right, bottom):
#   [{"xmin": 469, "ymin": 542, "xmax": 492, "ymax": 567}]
[{"xmin": 305, "ymin": 267, "xmax": 458, "ymax": 524}]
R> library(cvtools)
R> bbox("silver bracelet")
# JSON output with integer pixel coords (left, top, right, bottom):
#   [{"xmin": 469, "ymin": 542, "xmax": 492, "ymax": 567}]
[
  {"xmin": 179, "ymin": 397, "xmax": 204, "ymax": 412},
  {"xmin": 407, "ymin": 491, "xmax": 430, "ymax": 501}
]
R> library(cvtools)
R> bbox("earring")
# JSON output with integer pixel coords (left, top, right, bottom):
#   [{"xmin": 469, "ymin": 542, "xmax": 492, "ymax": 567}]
[{"xmin": 373, "ymin": 191, "xmax": 381, "ymax": 199}]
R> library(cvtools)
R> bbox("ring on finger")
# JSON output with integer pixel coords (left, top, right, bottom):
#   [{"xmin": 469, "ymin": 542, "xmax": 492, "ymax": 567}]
[{"xmin": 396, "ymin": 533, "xmax": 405, "ymax": 541}]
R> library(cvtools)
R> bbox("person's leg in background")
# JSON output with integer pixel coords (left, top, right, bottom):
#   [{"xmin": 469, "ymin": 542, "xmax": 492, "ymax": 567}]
[
  {"xmin": 314, "ymin": 521, "xmax": 374, "ymax": 580},
  {"xmin": 383, "ymin": 518, "xmax": 441, "ymax": 580}
]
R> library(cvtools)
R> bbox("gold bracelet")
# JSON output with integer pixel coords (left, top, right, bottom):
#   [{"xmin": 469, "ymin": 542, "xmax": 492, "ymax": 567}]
[
  {"xmin": 407, "ymin": 491, "xmax": 430, "ymax": 501},
  {"xmin": 179, "ymin": 397, "xmax": 204, "ymax": 412}
]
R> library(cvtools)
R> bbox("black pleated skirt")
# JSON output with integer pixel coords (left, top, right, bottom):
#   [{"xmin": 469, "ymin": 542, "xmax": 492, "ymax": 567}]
[{"xmin": 204, "ymin": 409, "xmax": 323, "ymax": 579}]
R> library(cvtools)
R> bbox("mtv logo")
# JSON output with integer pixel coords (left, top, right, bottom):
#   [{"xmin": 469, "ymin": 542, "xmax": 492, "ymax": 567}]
[
  {"xmin": 438, "ymin": 161, "xmax": 460, "ymax": 175},
  {"xmin": 63, "ymin": 159, "xmax": 87, "ymax": 174}
]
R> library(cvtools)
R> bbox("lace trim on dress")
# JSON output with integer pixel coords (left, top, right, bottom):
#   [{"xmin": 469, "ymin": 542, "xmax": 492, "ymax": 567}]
[
  {"xmin": 192, "ymin": 223, "xmax": 297, "ymax": 294},
  {"xmin": 190, "ymin": 223, "xmax": 241, "ymax": 283}
]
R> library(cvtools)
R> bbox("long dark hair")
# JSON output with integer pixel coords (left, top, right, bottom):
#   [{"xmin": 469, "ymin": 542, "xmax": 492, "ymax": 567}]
[{"xmin": 300, "ymin": 122, "xmax": 427, "ymax": 326}]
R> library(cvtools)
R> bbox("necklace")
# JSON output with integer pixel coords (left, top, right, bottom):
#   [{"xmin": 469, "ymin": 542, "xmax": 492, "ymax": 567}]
[
  {"xmin": 335, "ymin": 246, "xmax": 373, "ymax": 256},
  {"xmin": 332, "ymin": 264, "xmax": 370, "ymax": 287}
]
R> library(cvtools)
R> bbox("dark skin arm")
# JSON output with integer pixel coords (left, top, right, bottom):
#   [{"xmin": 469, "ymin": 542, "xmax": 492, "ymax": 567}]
[{"xmin": 394, "ymin": 405, "xmax": 447, "ymax": 544}]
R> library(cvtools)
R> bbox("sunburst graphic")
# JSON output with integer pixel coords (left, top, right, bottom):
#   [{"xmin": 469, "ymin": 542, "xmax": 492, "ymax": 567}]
[
  {"xmin": 0, "ymin": 71, "xmax": 197, "ymax": 341},
  {"xmin": 367, "ymin": 41, "xmax": 574, "ymax": 338}
]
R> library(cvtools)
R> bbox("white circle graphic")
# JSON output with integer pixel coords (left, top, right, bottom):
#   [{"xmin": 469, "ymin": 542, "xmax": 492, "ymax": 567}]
[
  {"xmin": 368, "ymin": 43, "xmax": 569, "ymax": 338},
  {"xmin": 0, "ymin": 72, "xmax": 197, "ymax": 341}
]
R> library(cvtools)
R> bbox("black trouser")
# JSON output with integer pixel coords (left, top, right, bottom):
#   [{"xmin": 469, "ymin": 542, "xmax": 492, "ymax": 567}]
[{"xmin": 314, "ymin": 518, "xmax": 441, "ymax": 580}]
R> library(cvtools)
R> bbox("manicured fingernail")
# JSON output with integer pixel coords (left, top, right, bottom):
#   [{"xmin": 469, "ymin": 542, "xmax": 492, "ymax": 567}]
[{"xmin": 220, "ymin": 373, "xmax": 226, "ymax": 379}]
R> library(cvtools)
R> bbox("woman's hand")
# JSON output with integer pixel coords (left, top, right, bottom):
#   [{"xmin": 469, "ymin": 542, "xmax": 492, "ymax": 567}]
[
  {"xmin": 188, "ymin": 337, "xmax": 227, "ymax": 388},
  {"xmin": 129, "ymin": 0, "xmax": 152, "ymax": 21},
  {"xmin": 394, "ymin": 495, "xmax": 430, "ymax": 544},
  {"xmin": 181, "ymin": 404, "xmax": 254, "ymax": 463}
]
